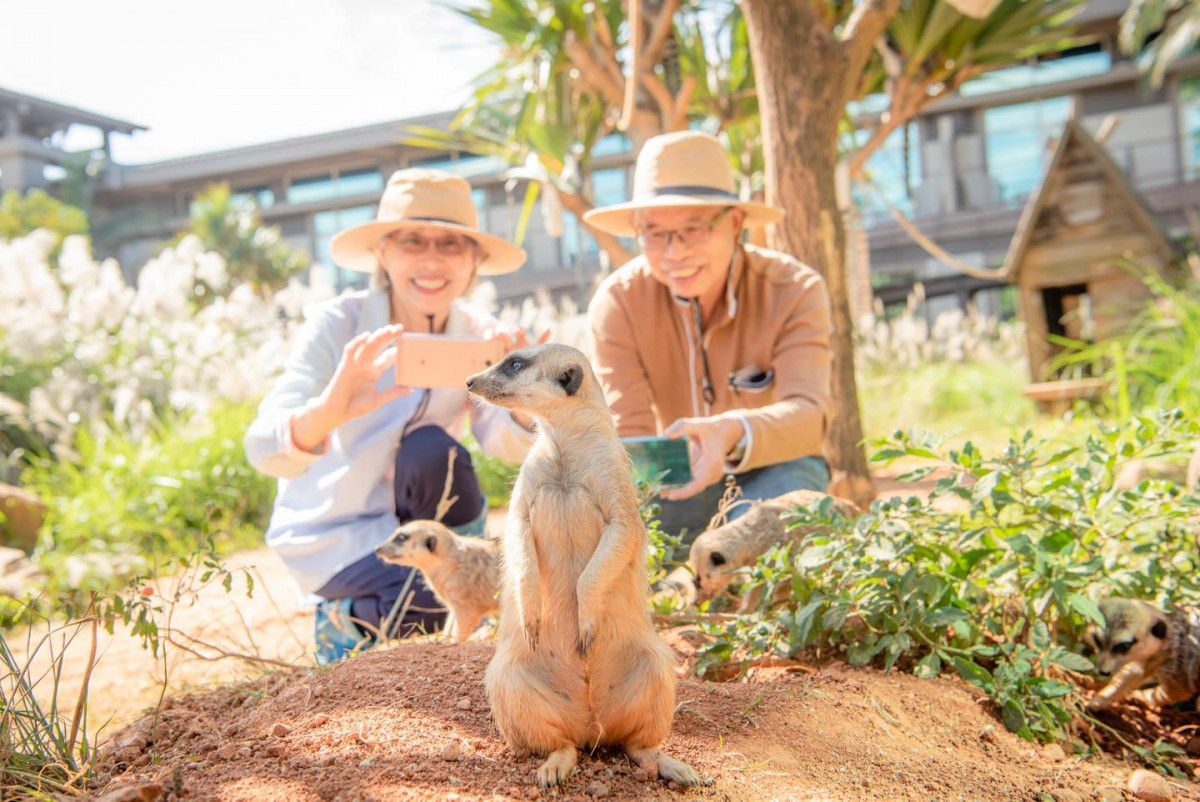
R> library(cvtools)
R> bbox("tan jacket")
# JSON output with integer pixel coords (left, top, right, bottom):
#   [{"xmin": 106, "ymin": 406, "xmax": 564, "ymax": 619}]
[{"xmin": 587, "ymin": 244, "xmax": 833, "ymax": 473}]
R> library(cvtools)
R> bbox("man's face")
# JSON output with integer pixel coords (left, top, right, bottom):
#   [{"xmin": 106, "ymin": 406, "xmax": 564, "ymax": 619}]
[{"xmin": 635, "ymin": 206, "xmax": 744, "ymax": 301}]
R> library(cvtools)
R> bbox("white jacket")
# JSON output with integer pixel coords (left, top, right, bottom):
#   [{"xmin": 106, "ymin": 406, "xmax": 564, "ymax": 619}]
[{"xmin": 244, "ymin": 289, "xmax": 533, "ymax": 593}]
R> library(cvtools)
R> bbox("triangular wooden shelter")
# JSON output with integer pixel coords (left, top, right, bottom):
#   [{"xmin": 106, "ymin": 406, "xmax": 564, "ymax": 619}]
[{"xmin": 1002, "ymin": 116, "xmax": 1176, "ymax": 384}]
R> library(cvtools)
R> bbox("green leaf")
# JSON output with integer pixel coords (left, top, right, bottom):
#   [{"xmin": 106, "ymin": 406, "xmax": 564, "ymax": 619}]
[
  {"xmin": 1050, "ymin": 650, "xmax": 1094, "ymax": 673},
  {"xmin": 924, "ymin": 607, "xmax": 970, "ymax": 628},
  {"xmin": 952, "ymin": 657, "xmax": 995, "ymax": 693},
  {"xmin": 914, "ymin": 651, "xmax": 943, "ymax": 679},
  {"xmin": 1001, "ymin": 699, "xmax": 1028, "ymax": 735},
  {"xmin": 1067, "ymin": 594, "xmax": 1105, "ymax": 627}
]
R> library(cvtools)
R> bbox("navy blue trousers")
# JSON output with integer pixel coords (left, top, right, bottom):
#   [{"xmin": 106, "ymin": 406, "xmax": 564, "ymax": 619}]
[{"xmin": 314, "ymin": 425, "xmax": 485, "ymax": 637}]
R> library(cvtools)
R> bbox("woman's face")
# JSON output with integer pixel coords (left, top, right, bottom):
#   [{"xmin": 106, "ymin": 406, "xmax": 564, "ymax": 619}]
[{"xmin": 378, "ymin": 226, "xmax": 478, "ymax": 323}]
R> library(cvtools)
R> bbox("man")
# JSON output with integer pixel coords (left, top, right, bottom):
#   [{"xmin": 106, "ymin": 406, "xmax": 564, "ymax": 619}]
[{"xmin": 585, "ymin": 130, "xmax": 833, "ymax": 541}]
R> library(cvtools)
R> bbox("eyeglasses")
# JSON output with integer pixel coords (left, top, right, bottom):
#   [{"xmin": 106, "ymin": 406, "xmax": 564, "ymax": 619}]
[
  {"xmin": 389, "ymin": 231, "xmax": 475, "ymax": 257},
  {"xmin": 636, "ymin": 207, "xmax": 734, "ymax": 253}
]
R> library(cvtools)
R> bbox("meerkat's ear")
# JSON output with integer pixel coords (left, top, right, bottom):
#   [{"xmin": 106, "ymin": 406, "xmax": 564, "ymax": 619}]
[
  {"xmin": 558, "ymin": 364, "xmax": 583, "ymax": 396},
  {"xmin": 1151, "ymin": 618, "xmax": 1168, "ymax": 639},
  {"xmin": 425, "ymin": 535, "xmax": 438, "ymax": 553},
  {"xmin": 709, "ymin": 551, "xmax": 727, "ymax": 567}
]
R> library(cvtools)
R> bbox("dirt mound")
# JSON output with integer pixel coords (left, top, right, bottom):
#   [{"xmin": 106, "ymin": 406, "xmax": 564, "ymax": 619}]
[{"xmin": 92, "ymin": 641, "xmax": 1187, "ymax": 802}]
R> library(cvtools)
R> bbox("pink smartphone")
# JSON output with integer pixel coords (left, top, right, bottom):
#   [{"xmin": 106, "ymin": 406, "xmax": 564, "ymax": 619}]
[{"xmin": 394, "ymin": 334, "xmax": 508, "ymax": 390}]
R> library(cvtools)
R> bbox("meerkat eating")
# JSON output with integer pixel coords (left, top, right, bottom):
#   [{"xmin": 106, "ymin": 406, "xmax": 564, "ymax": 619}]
[
  {"xmin": 687, "ymin": 490, "xmax": 861, "ymax": 607},
  {"xmin": 466, "ymin": 344, "xmax": 701, "ymax": 789},
  {"xmin": 375, "ymin": 520, "xmax": 499, "ymax": 643},
  {"xmin": 1085, "ymin": 597, "xmax": 1200, "ymax": 712}
]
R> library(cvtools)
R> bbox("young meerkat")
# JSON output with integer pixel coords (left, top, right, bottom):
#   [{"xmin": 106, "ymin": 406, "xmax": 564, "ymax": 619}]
[
  {"xmin": 374, "ymin": 520, "xmax": 499, "ymax": 643},
  {"xmin": 687, "ymin": 490, "xmax": 861, "ymax": 607},
  {"xmin": 1085, "ymin": 597, "xmax": 1200, "ymax": 712},
  {"xmin": 466, "ymin": 344, "xmax": 701, "ymax": 789}
]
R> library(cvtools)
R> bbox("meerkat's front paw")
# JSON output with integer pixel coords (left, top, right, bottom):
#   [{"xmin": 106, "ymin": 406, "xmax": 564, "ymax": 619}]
[
  {"xmin": 577, "ymin": 614, "xmax": 598, "ymax": 657},
  {"xmin": 1086, "ymin": 693, "xmax": 1115, "ymax": 712}
]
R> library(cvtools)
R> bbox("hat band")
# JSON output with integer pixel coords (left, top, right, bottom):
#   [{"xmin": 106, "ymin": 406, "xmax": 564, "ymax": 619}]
[
  {"xmin": 644, "ymin": 186, "xmax": 740, "ymax": 201},
  {"xmin": 406, "ymin": 215, "xmax": 470, "ymax": 226}
]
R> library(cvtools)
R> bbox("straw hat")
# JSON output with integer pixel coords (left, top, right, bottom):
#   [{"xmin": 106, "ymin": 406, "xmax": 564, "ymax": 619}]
[
  {"xmin": 330, "ymin": 169, "xmax": 526, "ymax": 275},
  {"xmin": 583, "ymin": 131, "xmax": 784, "ymax": 237}
]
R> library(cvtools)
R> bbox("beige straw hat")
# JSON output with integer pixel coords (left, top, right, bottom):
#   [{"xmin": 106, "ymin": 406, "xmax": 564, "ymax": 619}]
[
  {"xmin": 583, "ymin": 131, "xmax": 784, "ymax": 237},
  {"xmin": 330, "ymin": 169, "xmax": 526, "ymax": 275}
]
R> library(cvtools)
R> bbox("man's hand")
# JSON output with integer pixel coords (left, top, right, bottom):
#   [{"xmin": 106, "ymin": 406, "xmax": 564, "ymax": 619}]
[{"xmin": 661, "ymin": 416, "xmax": 745, "ymax": 501}]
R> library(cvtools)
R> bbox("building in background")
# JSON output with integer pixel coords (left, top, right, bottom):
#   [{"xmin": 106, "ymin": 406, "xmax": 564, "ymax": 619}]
[{"xmin": 5, "ymin": 0, "xmax": 1198, "ymax": 314}]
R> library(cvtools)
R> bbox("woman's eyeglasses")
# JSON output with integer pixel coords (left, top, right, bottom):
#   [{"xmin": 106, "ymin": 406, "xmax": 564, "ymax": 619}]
[
  {"xmin": 636, "ymin": 207, "xmax": 733, "ymax": 253},
  {"xmin": 390, "ymin": 231, "xmax": 474, "ymax": 256}
]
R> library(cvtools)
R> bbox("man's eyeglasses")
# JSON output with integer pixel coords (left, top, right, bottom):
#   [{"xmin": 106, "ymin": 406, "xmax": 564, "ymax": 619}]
[
  {"xmin": 390, "ymin": 231, "xmax": 475, "ymax": 257},
  {"xmin": 636, "ymin": 207, "xmax": 734, "ymax": 253}
]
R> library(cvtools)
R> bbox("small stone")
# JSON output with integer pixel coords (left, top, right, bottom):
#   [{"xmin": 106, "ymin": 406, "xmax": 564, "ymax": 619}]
[
  {"xmin": 92, "ymin": 784, "xmax": 165, "ymax": 802},
  {"xmin": 456, "ymin": 697, "xmax": 472, "ymax": 710},
  {"xmin": 271, "ymin": 723, "xmax": 292, "ymax": 738},
  {"xmin": 1042, "ymin": 744, "xmax": 1067, "ymax": 762},
  {"xmin": 318, "ymin": 754, "xmax": 337, "ymax": 768},
  {"xmin": 1128, "ymin": 769, "xmax": 1174, "ymax": 802},
  {"xmin": 632, "ymin": 767, "xmax": 653, "ymax": 782},
  {"xmin": 441, "ymin": 741, "xmax": 463, "ymax": 761},
  {"xmin": 235, "ymin": 747, "xmax": 252, "ymax": 760},
  {"xmin": 1093, "ymin": 788, "xmax": 1123, "ymax": 802},
  {"xmin": 1049, "ymin": 789, "xmax": 1083, "ymax": 802},
  {"xmin": 359, "ymin": 758, "xmax": 373, "ymax": 768},
  {"xmin": 307, "ymin": 714, "xmax": 330, "ymax": 728},
  {"xmin": 266, "ymin": 745, "xmax": 284, "ymax": 758},
  {"xmin": 980, "ymin": 727, "xmax": 998, "ymax": 744},
  {"xmin": 586, "ymin": 781, "xmax": 610, "ymax": 798}
]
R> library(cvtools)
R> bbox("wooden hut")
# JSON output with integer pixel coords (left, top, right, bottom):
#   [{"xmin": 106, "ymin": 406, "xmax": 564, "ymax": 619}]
[{"xmin": 1001, "ymin": 117, "xmax": 1176, "ymax": 401}]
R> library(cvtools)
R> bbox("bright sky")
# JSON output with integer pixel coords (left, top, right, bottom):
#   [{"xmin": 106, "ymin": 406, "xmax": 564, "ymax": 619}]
[{"xmin": 3, "ymin": 0, "xmax": 501, "ymax": 165}]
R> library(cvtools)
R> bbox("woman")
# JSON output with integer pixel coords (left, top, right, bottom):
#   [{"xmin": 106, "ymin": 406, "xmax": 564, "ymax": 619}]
[{"xmin": 245, "ymin": 169, "xmax": 536, "ymax": 664}]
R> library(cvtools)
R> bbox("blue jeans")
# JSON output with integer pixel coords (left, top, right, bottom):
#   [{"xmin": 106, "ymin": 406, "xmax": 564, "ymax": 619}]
[
  {"xmin": 313, "ymin": 425, "xmax": 487, "ymax": 664},
  {"xmin": 654, "ymin": 456, "xmax": 831, "ymax": 547}
]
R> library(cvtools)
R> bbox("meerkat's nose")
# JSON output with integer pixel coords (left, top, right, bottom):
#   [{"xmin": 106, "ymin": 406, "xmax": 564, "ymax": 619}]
[{"xmin": 466, "ymin": 377, "xmax": 476, "ymax": 390}]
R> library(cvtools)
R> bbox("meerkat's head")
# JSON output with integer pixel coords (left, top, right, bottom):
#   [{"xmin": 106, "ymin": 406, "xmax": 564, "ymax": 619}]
[
  {"xmin": 466, "ymin": 344, "xmax": 604, "ymax": 420},
  {"xmin": 689, "ymin": 534, "xmax": 734, "ymax": 602},
  {"xmin": 375, "ymin": 520, "xmax": 455, "ymax": 569},
  {"xmin": 1086, "ymin": 598, "xmax": 1171, "ymax": 677}
]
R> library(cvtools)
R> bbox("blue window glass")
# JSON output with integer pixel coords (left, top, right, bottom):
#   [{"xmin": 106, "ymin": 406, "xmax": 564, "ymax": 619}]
[
  {"xmin": 1184, "ymin": 77, "xmax": 1200, "ymax": 180},
  {"xmin": 961, "ymin": 51, "xmax": 1111, "ymax": 98},
  {"xmin": 288, "ymin": 174, "xmax": 336, "ymax": 205},
  {"xmin": 592, "ymin": 133, "xmax": 632, "ymax": 158},
  {"xmin": 337, "ymin": 168, "xmax": 384, "ymax": 198},
  {"xmin": 849, "ymin": 124, "xmax": 922, "ymax": 225},
  {"xmin": 314, "ymin": 205, "xmax": 377, "ymax": 291},
  {"xmin": 984, "ymin": 96, "xmax": 1073, "ymax": 205},
  {"xmin": 232, "ymin": 185, "xmax": 275, "ymax": 210},
  {"xmin": 288, "ymin": 170, "xmax": 382, "ymax": 205}
]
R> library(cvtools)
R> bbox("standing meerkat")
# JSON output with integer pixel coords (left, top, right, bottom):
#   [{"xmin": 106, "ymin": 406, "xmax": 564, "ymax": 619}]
[
  {"xmin": 375, "ymin": 520, "xmax": 499, "ymax": 643},
  {"xmin": 1085, "ymin": 598, "xmax": 1200, "ymax": 712},
  {"xmin": 466, "ymin": 344, "xmax": 700, "ymax": 789}
]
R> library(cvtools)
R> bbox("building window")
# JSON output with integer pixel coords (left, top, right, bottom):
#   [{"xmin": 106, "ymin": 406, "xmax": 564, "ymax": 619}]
[
  {"xmin": 313, "ymin": 205, "xmax": 377, "ymax": 291},
  {"xmin": 850, "ymin": 124, "xmax": 922, "ymax": 225},
  {"xmin": 287, "ymin": 169, "xmax": 383, "ymax": 205},
  {"xmin": 960, "ymin": 47, "xmax": 1112, "ymax": 98},
  {"xmin": 592, "ymin": 133, "xmax": 633, "ymax": 158},
  {"xmin": 1183, "ymin": 76, "xmax": 1200, "ymax": 180},
  {"xmin": 984, "ymin": 95, "xmax": 1074, "ymax": 205},
  {"xmin": 232, "ymin": 185, "xmax": 275, "ymax": 210}
]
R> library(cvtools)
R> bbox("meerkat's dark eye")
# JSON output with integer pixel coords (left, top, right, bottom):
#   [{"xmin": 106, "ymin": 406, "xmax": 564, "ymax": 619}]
[
  {"xmin": 503, "ymin": 357, "xmax": 526, "ymax": 377},
  {"xmin": 1111, "ymin": 640, "xmax": 1135, "ymax": 654}
]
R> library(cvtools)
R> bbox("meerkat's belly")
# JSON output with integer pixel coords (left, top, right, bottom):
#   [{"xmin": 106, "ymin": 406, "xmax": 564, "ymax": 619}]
[{"xmin": 529, "ymin": 482, "xmax": 604, "ymax": 608}]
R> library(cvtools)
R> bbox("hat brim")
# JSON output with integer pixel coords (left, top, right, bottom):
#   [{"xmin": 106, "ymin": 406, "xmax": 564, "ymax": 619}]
[
  {"xmin": 582, "ymin": 196, "xmax": 785, "ymax": 237},
  {"xmin": 329, "ymin": 219, "xmax": 527, "ymax": 276}
]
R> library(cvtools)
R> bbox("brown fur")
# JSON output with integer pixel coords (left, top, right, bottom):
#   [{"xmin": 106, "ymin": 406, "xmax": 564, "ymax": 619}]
[
  {"xmin": 375, "ymin": 520, "xmax": 499, "ymax": 642},
  {"xmin": 687, "ymin": 489, "xmax": 861, "ymax": 608},
  {"xmin": 466, "ymin": 344, "xmax": 701, "ymax": 788},
  {"xmin": 1085, "ymin": 598, "xmax": 1200, "ymax": 712}
]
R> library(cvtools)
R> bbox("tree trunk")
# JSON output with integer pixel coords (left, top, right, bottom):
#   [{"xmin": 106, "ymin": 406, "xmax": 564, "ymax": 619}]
[{"xmin": 743, "ymin": 0, "xmax": 877, "ymax": 509}]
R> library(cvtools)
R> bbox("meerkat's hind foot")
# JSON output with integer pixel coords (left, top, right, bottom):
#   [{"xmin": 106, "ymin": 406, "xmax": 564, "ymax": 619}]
[
  {"xmin": 627, "ymin": 747, "xmax": 703, "ymax": 786},
  {"xmin": 536, "ymin": 746, "xmax": 578, "ymax": 788}
]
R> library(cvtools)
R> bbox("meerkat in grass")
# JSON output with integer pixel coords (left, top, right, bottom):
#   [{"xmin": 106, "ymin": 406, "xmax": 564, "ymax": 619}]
[
  {"xmin": 375, "ymin": 520, "xmax": 499, "ymax": 643},
  {"xmin": 1085, "ymin": 597, "xmax": 1200, "ymax": 712},
  {"xmin": 466, "ymin": 344, "xmax": 701, "ymax": 789}
]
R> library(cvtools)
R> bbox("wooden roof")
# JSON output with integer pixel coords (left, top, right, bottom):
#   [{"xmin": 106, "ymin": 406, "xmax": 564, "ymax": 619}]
[{"xmin": 1001, "ymin": 115, "xmax": 1174, "ymax": 285}]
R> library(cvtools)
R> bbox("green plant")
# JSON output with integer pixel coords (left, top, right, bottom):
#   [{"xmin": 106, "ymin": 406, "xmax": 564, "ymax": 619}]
[
  {"xmin": 169, "ymin": 183, "xmax": 308, "ymax": 293},
  {"xmin": 17, "ymin": 402, "xmax": 275, "ymax": 613},
  {"xmin": 0, "ymin": 190, "xmax": 88, "ymax": 251},
  {"xmin": 462, "ymin": 432, "xmax": 520, "ymax": 509},
  {"xmin": 1, "ymin": 603, "xmax": 98, "ymax": 797},
  {"xmin": 1052, "ymin": 268, "xmax": 1200, "ymax": 421},
  {"xmin": 694, "ymin": 408, "xmax": 1198, "ymax": 764}
]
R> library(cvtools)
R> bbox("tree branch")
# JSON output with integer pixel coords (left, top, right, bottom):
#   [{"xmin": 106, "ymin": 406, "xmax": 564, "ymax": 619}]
[
  {"xmin": 620, "ymin": 0, "xmax": 643, "ymax": 130},
  {"xmin": 841, "ymin": 0, "xmax": 902, "ymax": 103},
  {"xmin": 563, "ymin": 30, "xmax": 626, "ymax": 109},
  {"xmin": 640, "ymin": 71, "xmax": 676, "ymax": 120},
  {"xmin": 558, "ymin": 191, "xmax": 635, "ymax": 268},
  {"xmin": 666, "ymin": 74, "xmax": 697, "ymax": 131},
  {"xmin": 641, "ymin": 0, "xmax": 682, "ymax": 65}
]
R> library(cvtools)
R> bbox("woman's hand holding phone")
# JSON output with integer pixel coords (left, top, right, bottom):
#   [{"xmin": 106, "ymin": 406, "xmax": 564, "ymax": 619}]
[{"xmin": 291, "ymin": 324, "xmax": 413, "ymax": 452}]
